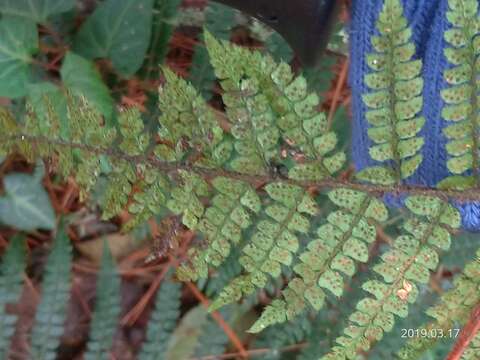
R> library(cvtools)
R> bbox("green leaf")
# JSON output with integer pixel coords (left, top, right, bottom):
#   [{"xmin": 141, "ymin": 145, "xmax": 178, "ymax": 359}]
[
  {"xmin": 0, "ymin": 236, "xmax": 26, "ymax": 359},
  {"xmin": 31, "ymin": 224, "xmax": 72, "ymax": 360},
  {"xmin": 139, "ymin": 279, "xmax": 181, "ymax": 360},
  {"xmin": 0, "ymin": 0, "xmax": 75, "ymax": 23},
  {"xmin": 0, "ymin": 16, "xmax": 38, "ymax": 98},
  {"xmin": 84, "ymin": 242, "xmax": 121, "ymax": 360},
  {"xmin": 61, "ymin": 52, "xmax": 114, "ymax": 120},
  {"xmin": 73, "ymin": 0, "xmax": 154, "ymax": 76},
  {"xmin": 0, "ymin": 166, "xmax": 56, "ymax": 231}
]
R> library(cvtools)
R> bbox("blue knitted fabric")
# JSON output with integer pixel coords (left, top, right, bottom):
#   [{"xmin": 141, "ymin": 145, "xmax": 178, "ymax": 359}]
[{"xmin": 349, "ymin": 0, "xmax": 480, "ymax": 231}]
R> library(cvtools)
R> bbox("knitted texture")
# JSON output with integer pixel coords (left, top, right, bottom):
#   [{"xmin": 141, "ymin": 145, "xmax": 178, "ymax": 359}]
[{"xmin": 349, "ymin": 0, "xmax": 480, "ymax": 231}]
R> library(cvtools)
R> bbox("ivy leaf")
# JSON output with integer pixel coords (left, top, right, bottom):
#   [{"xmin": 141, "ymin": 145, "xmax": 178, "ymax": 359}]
[
  {"xmin": 73, "ymin": 0, "xmax": 154, "ymax": 76},
  {"xmin": 0, "ymin": 165, "xmax": 55, "ymax": 231},
  {"xmin": 0, "ymin": 0, "xmax": 75, "ymax": 23},
  {"xmin": 60, "ymin": 52, "xmax": 114, "ymax": 120},
  {"xmin": 0, "ymin": 16, "xmax": 38, "ymax": 98}
]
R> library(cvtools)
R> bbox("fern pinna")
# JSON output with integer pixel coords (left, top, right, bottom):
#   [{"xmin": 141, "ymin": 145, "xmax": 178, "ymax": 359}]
[{"xmin": 1, "ymin": 0, "xmax": 480, "ymax": 358}]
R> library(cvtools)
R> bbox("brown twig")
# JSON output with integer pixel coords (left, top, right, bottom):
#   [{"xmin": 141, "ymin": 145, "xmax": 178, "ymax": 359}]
[
  {"xmin": 327, "ymin": 58, "xmax": 349, "ymax": 128},
  {"xmin": 186, "ymin": 282, "xmax": 249, "ymax": 359},
  {"xmin": 8, "ymin": 134, "xmax": 480, "ymax": 203},
  {"xmin": 446, "ymin": 304, "xmax": 480, "ymax": 360}
]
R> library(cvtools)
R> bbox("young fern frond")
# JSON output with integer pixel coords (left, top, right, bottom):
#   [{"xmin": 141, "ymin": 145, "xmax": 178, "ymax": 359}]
[
  {"xmin": 249, "ymin": 189, "xmax": 388, "ymax": 333},
  {"xmin": 356, "ymin": 0, "xmax": 426, "ymax": 185},
  {"xmin": 209, "ymin": 182, "xmax": 319, "ymax": 311},
  {"xmin": 438, "ymin": 0, "xmax": 480, "ymax": 190},
  {"xmin": 30, "ymin": 225, "xmax": 72, "ymax": 360},
  {"xmin": 322, "ymin": 196, "xmax": 461, "ymax": 360},
  {"xmin": 84, "ymin": 242, "xmax": 121, "ymax": 360},
  {"xmin": 138, "ymin": 279, "xmax": 181, "ymax": 360},
  {"xmin": 397, "ymin": 248, "xmax": 480, "ymax": 360},
  {"xmin": 0, "ymin": 236, "xmax": 26, "ymax": 359}
]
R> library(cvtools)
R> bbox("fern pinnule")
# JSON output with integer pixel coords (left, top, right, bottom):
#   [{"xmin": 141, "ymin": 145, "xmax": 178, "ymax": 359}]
[
  {"xmin": 356, "ymin": 0, "xmax": 426, "ymax": 185},
  {"xmin": 437, "ymin": 0, "xmax": 480, "ymax": 189},
  {"xmin": 176, "ymin": 177, "xmax": 261, "ymax": 281},
  {"xmin": 0, "ymin": 236, "xmax": 26, "ymax": 359},
  {"xmin": 397, "ymin": 248, "xmax": 480, "ymax": 360},
  {"xmin": 30, "ymin": 225, "xmax": 72, "ymax": 360},
  {"xmin": 249, "ymin": 188, "xmax": 388, "ymax": 332},
  {"xmin": 209, "ymin": 182, "xmax": 319, "ymax": 311},
  {"xmin": 138, "ymin": 279, "xmax": 181, "ymax": 360},
  {"xmin": 84, "ymin": 242, "xmax": 121, "ymax": 360},
  {"xmin": 323, "ymin": 196, "xmax": 461, "ymax": 359}
]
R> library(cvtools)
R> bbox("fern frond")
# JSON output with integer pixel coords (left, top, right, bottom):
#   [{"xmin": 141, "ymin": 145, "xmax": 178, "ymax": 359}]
[
  {"xmin": 84, "ymin": 242, "xmax": 121, "ymax": 360},
  {"xmin": 30, "ymin": 225, "xmax": 72, "ymax": 360},
  {"xmin": 356, "ymin": 0, "xmax": 425, "ymax": 185},
  {"xmin": 322, "ymin": 196, "xmax": 461, "ymax": 359},
  {"xmin": 193, "ymin": 307, "xmax": 232, "ymax": 358},
  {"xmin": 138, "ymin": 279, "xmax": 181, "ymax": 360},
  {"xmin": 157, "ymin": 66, "xmax": 228, "ymax": 166},
  {"xmin": 0, "ymin": 236, "xmax": 26, "ymax": 359},
  {"xmin": 189, "ymin": 2, "xmax": 236, "ymax": 100},
  {"xmin": 268, "ymin": 62, "xmax": 346, "ymax": 180},
  {"xmin": 249, "ymin": 189, "xmax": 388, "ymax": 332},
  {"xmin": 209, "ymin": 182, "xmax": 319, "ymax": 311},
  {"xmin": 177, "ymin": 177, "xmax": 260, "ymax": 281},
  {"xmin": 253, "ymin": 312, "xmax": 311, "ymax": 360},
  {"xmin": 437, "ymin": 0, "xmax": 480, "ymax": 189},
  {"xmin": 397, "ymin": 248, "xmax": 480, "ymax": 360},
  {"xmin": 204, "ymin": 31, "xmax": 282, "ymax": 175}
]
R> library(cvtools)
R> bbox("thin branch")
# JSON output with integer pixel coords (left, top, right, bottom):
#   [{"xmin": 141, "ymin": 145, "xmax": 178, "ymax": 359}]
[{"xmin": 6, "ymin": 134, "xmax": 480, "ymax": 202}]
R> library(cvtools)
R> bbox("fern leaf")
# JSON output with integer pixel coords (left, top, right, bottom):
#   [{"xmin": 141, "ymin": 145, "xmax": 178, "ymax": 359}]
[
  {"xmin": 0, "ymin": 236, "xmax": 26, "ymax": 359},
  {"xmin": 84, "ymin": 242, "xmax": 121, "ymax": 360},
  {"xmin": 193, "ymin": 307, "xmax": 231, "ymax": 358},
  {"xmin": 204, "ymin": 31, "xmax": 281, "ymax": 175},
  {"xmin": 268, "ymin": 62, "xmax": 346, "ymax": 180},
  {"xmin": 356, "ymin": 0, "xmax": 425, "ymax": 185},
  {"xmin": 177, "ymin": 176, "xmax": 261, "ymax": 281},
  {"xmin": 249, "ymin": 189, "xmax": 388, "ymax": 332},
  {"xmin": 138, "ymin": 279, "xmax": 181, "ymax": 360},
  {"xmin": 189, "ymin": 2, "xmax": 236, "ymax": 100},
  {"xmin": 397, "ymin": 248, "xmax": 480, "ymax": 360},
  {"xmin": 158, "ymin": 66, "xmax": 228, "ymax": 166},
  {"xmin": 322, "ymin": 196, "xmax": 461, "ymax": 359},
  {"xmin": 30, "ymin": 225, "xmax": 72, "ymax": 360},
  {"xmin": 102, "ymin": 108, "xmax": 148, "ymax": 220},
  {"xmin": 437, "ymin": 0, "xmax": 480, "ymax": 189},
  {"xmin": 166, "ymin": 170, "xmax": 210, "ymax": 229},
  {"xmin": 253, "ymin": 312, "xmax": 311, "ymax": 360},
  {"xmin": 209, "ymin": 182, "xmax": 319, "ymax": 311},
  {"xmin": 462, "ymin": 332, "xmax": 480, "ymax": 359}
]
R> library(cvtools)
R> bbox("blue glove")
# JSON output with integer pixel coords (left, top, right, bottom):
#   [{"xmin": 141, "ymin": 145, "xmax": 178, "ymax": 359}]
[{"xmin": 349, "ymin": 0, "xmax": 480, "ymax": 231}]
